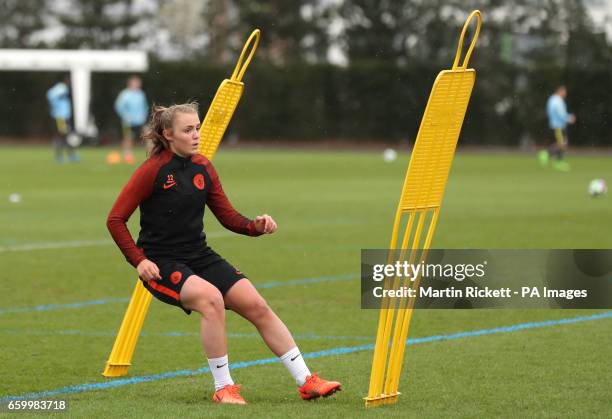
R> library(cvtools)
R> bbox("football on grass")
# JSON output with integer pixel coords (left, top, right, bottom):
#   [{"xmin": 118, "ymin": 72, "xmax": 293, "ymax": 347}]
[{"xmin": 588, "ymin": 179, "xmax": 607, "ymax": 197}]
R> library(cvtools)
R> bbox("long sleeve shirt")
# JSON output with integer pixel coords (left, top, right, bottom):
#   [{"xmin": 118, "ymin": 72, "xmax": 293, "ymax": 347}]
[{"xmin": 107, "ymin": 149, "xmax": 260, "ymax": 267}]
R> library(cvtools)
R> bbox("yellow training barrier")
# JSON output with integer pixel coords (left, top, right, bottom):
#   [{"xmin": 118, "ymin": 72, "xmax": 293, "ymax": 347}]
[
  {"xmin": 198, "ymin": 29, "xmax": 260, "ymax": 158},
  {"xmin": 102, "ymin": 281, "xmax": 151, "ymax": 377},
  {"xmin": 364, "ymin": 11, "xmax": 481, "ymax": 407},
  {"xmin": 103, "ymin": 29, "xmax": 261, "ymax": 378}
]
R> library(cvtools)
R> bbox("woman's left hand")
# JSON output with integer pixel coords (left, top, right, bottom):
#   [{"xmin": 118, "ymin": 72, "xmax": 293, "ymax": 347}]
[{"xmin": 254, "ymin": 214, "xmax": 277, "ymax": 234}]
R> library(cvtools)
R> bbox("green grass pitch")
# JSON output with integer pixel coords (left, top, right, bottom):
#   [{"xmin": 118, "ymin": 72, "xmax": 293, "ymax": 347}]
[{"xmin": 0, "ymin": 146, "xmax": 610, "ymax": 418}]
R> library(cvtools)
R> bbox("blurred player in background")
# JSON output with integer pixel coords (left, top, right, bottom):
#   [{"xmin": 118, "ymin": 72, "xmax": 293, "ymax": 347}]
[
  {"xmin": 113, "ymin": 76, "xmax": 148, "ymax": 164},
  {"xmin": 46, "ymin": 75, "xmax": 79, "ymax": 163},
  {"xmin": 539, "ymin": 85, "xmax": 576, "ymax": 171}
]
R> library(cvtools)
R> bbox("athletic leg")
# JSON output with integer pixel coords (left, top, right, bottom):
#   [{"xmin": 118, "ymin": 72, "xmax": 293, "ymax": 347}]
[
  {"xmin": 179, "ymin": 275, "xmax": 245, "ymax": 403},
  {"xmin": 548, "ymin": 143, "xmax": 560, "ymax": 160},
  {"xmin": 559, "ymin": 129, "xmax": 569, "ymax": 160},
  {"xmin": 224, "ymin": 279, "xmax": 295, "ymax": 356},
  {"xmin": 53, "ymin": 118, "xmax": 68, "ymax": 162},
  {"xmin": 53, "ymin": 136, "xmax": 63, "ymax": 162},
  {"xmin": 551, "ymin": 128, "xmax": 565, "ymax": 160},
  {"xmin": 551, "ymin": 128, "xmax": 570, "ymax": 171},
  {"xmin": 121, "ymin": 124, "xmax": 135, "ymax": 164},
  {"xmin": 66, "ymin": 136, "xmax": 79, "ymax": 162},
  {"xmin": 224, "ymin": 279, "xmax": 341, "ymax": 398},
  {"xmin": 180, "ymin": 275, "xmax": 228, "ymax": 358}
]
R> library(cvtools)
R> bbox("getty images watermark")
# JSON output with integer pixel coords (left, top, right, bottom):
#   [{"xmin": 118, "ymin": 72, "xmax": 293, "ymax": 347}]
[{"xmin": 361, "ymin": 250, "xmax": 612, "ymax": 309}]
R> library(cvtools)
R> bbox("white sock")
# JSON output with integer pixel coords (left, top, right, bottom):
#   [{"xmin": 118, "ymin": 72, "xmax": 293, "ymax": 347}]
[
  {"xmin": 280, "ymin": 347, "xmax": 311, "ymax": 386},
  {"xmin": 207, "ymin": 355, "xmax": 234, "ymax": 391}
]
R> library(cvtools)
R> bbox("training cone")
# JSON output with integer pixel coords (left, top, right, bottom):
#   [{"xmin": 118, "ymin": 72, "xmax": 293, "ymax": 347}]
[{"xmin": 106, "ymin": 151, "xmax": 121, "ymax": 165}]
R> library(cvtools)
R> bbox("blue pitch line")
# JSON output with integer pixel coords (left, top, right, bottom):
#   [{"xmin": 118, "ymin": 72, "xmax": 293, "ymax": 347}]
[
  {"xmin": 0, "ymin": 273, "xmax": 359, "ymax": 316},
  {"xmin": 2, "ymin": 311, "xmax": 610, "ymax": 402}
]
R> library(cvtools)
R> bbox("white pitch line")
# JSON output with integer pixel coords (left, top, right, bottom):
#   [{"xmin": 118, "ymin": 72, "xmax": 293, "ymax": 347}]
[
  {"xmin": 0, "ymin": 239, "xmax": 112, "ymax": 253},
  {"xmin": 0, "ymin": 231, "xmax": 234, "ymax": 253}
]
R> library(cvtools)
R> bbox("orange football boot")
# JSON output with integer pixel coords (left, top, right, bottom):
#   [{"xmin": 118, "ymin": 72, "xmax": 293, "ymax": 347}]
[
  {"xmin": 212, "ymin": 384, "xmax": 247, "ymax": 405},
  {"xmin": 298, "ymin": 374, "xmax": 341, "ymax": 400},
  {"xmin": 124, "ymin": 154, "xmax": 135, "ymax": 165}
]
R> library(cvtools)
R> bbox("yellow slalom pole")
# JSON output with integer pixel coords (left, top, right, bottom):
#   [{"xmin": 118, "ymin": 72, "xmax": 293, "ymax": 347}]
[
  {"xmin": 383, "ymin": 210, "xmax": 426, "ymax": 395},
  {"xmin": 367, "ymin": 210, "xmax": 415, "ymax": 400},
  {"xmin": 365, "ymin": 10, "xmax": 481, "ymax": 407},
  {"xmin": 367, "ymin": 210, "xmax": 402, "ymax": 397},
  {"xmin": 103, "ymin": 30, "xmax": 261, "ymax": 377},
  {"xmin": 385, "ymin": 209, "xmax": 440, "ymax": 395},
  {"xmin": 198, "ymin": 29, "xmax": 260, "ymax": 158},
  {"xmin": 102, "ymin": 281, "xmax": 152, "ymax": 377}
]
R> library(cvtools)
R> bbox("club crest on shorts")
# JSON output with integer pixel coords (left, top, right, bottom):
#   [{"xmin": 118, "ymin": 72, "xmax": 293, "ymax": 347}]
[
  {"xmin": 193, "ymin": 173, "xmax": 205, "ymax": 190},
  {"xmin": 170, "ymin": 271, "xmax": 182, "ymax": 284}
]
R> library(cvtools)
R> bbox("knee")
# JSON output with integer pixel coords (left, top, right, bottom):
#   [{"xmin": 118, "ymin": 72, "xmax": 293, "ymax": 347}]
[
  {"xmin": 248, "ymin": 298, "xmax": 272, "ymax": 323},
  {"xmin": 193, "ymin": 291, "xmax": 225, "ymax": 318}
]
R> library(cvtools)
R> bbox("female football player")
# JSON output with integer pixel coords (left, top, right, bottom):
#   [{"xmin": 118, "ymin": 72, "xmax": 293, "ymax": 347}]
[{"xmin": 107, "ymin": 103, "xmax": 340, "ymax": 404}]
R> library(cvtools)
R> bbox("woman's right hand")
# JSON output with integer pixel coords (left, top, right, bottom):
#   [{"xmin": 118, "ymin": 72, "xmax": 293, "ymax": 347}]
[{"xmin": 137, "ymin": 259, "xmax": 161, "ymax": 282}]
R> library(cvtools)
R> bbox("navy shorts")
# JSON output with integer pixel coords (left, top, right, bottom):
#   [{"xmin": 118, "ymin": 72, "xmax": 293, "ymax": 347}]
[{"xmin": 141, "ymin": 248, "xmax": 246, "ymax": 315}]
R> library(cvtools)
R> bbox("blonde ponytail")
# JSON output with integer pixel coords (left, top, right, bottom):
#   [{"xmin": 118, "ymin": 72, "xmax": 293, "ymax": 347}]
[{"xmin": 142, "ymin": 102, "xmax": 199, "ymax": 156}]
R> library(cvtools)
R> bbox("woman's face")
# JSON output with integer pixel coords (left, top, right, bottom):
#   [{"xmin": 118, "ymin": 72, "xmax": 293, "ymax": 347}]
[{"xmin": 164, "ymin": 112, "xmax": 201, "ymax": 157}]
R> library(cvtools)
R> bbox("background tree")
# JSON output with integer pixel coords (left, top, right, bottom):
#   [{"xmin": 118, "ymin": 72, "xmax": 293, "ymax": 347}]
[
  {"xmin": 156, "ymin": 0, "xmax": 207, "ymax": 60},
  {"xmin": 231, "ymin": 0, "xmax": 330, "ymax": 65},
  {"xmin": 0, "ymin": 0, "xmax": 47, "ymax": 48},
  {"xmin": 54, "ymin": 0, "xmax": 143, "ymax": 49}
]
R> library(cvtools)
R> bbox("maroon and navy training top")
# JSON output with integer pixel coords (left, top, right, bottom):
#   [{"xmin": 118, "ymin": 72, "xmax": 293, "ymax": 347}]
[{"xmin": 107, "ymin": 149, "xmax": 261, "ymax": 268}]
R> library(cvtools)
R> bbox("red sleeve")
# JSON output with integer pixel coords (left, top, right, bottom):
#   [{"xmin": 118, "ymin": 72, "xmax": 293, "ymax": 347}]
[
  {"xmin": 106, "ymin": 158, "xmax": 160, "ymax": 267},
  {"xmin": 201, "ymin": 158, "xmax": 261, "ymax": 237}
]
